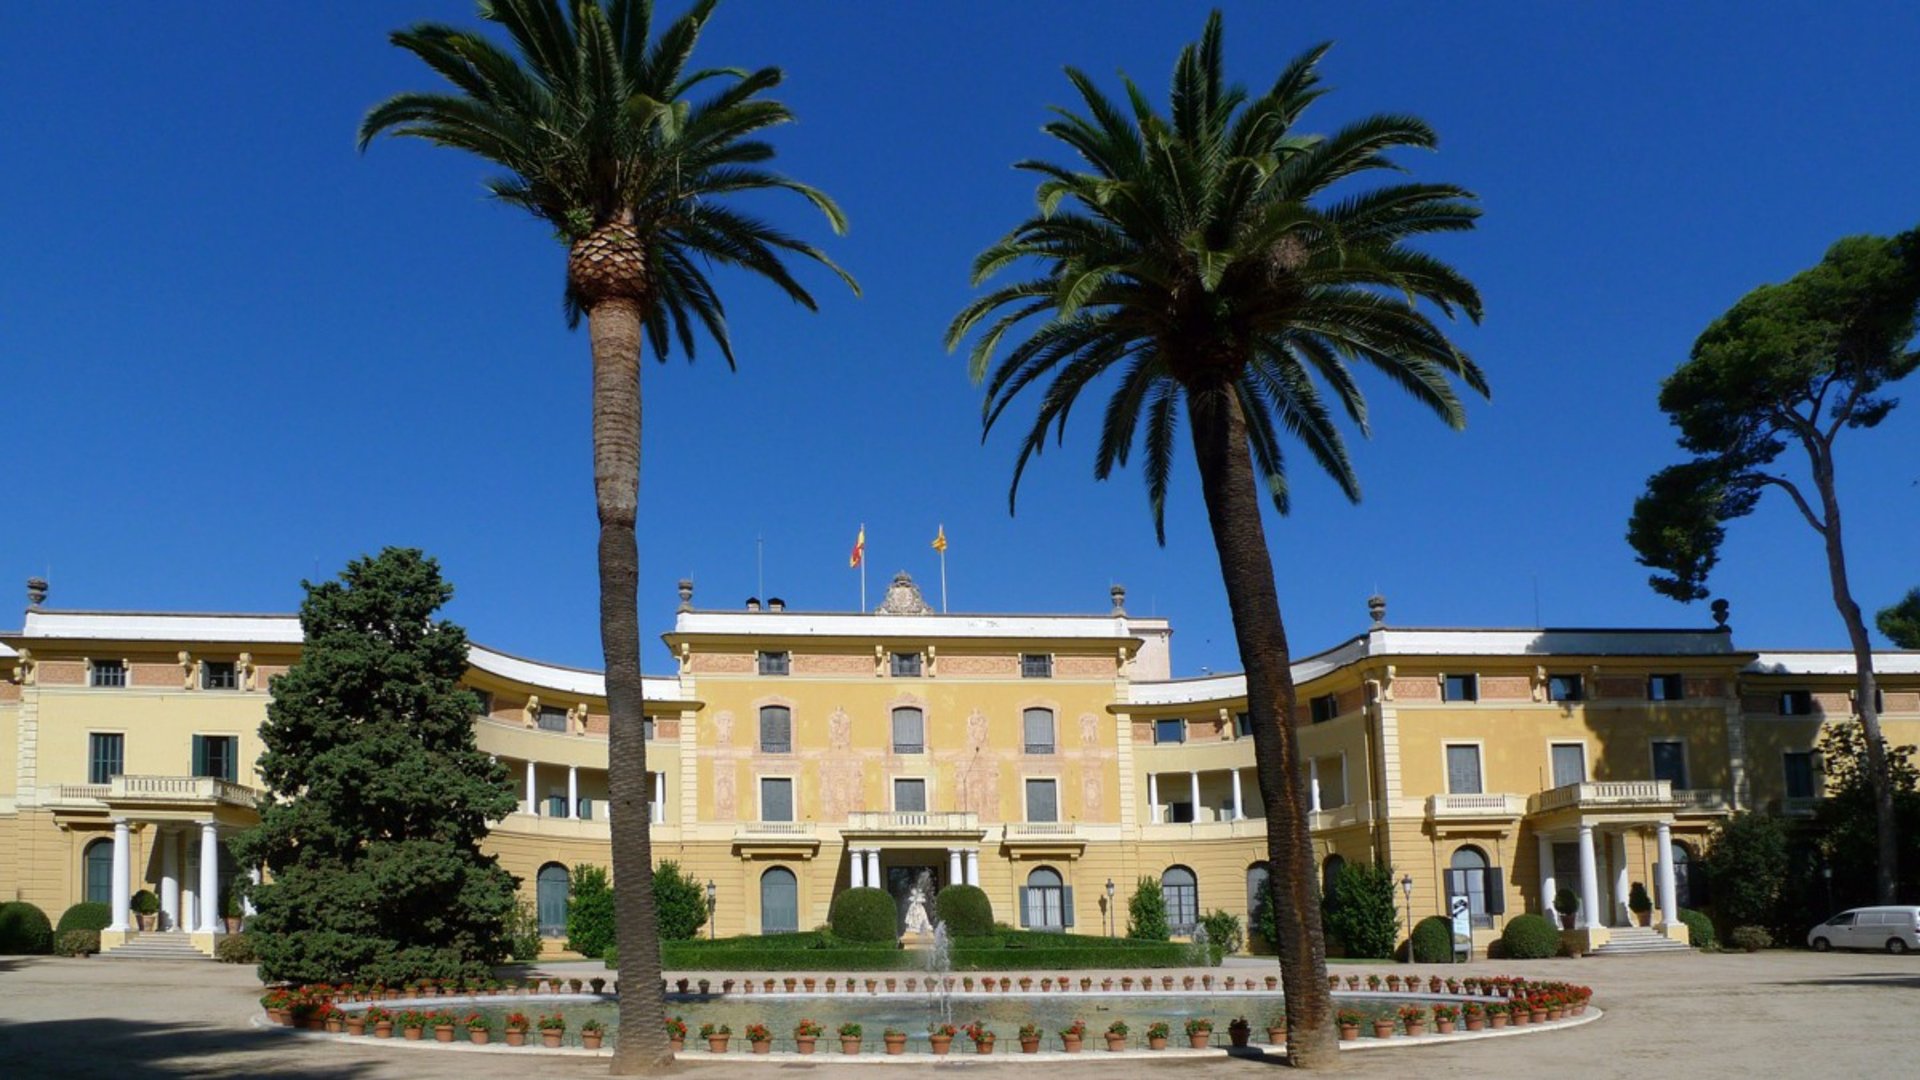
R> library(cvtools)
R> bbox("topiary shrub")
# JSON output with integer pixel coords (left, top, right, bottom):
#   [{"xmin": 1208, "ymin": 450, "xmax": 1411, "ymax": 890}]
[
  {"xmin": 1678, "ymin": 908, "xmax": 1715, "ymax": 949},
  {"xmin": 654, "ymin": 861, "xmax": 708, "ymax": 941},
  {"xmin": 0, "ymin": 902, "xmax": 54, "ymax": 955},
  {"xmin": 1410, "ymin": 915, "xmax": 1453, "ymax": 962},
  {"xmin": 829, "ymin": 887, "xmax": 898, "ymax": 943},
  {"xmin": 1730, "ymin": 925, "xmax": 1773, "ymax": 952},
  {"xmin": 1197, "ymin": 910, "xmax": 1244, "ymax": 955},
  {"xmin": 56, "ymin": 902, "xmax": 112, "ymax": 934},
  {"xmin": 1322, "ymin": 863, "xmax": 1399, "ymax": 959},
  {"xmin": 566, "ymin": 865, "xmax": 616, "ymax": 960},
  {"xmin": 55, "ymin": 929, "xmax": 100, "ymax": 957},
  {"xmin": 1499, "ymin": 913, "xmax": 1560, "ymax": 960},
  {"xmin": 934, "ymin": 885, "xmax": 993, "ymax": 937},
  {"xmin": 216, "ymin": 933, "xmax": 257, "ymax": 964}
]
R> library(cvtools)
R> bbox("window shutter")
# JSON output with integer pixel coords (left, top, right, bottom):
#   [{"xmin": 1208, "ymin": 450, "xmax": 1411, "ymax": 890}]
[
  {"xmin": 192, "ymin": 735, "xmax": 206, "ymax": 777},
  {"xmin": 1018, "ymin": 888, "xmax": 1031, "ymax": 928},
  {"xmin": 1062, "ymin": 887, "xmax": 1075, "ymax": 928},
  {"xmin": 1484, "ymin": 868, "xmax": 1505, "ymax": 915}
]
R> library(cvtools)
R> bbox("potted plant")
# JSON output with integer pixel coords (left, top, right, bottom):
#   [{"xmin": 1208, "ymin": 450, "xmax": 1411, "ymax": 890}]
[
  {"xmin": 666, "ymin": 1016, "xmax": 686, "ymax": 1052},
  {"xmin": 1399, "ymin": 1004, "xmax": 1427, "ymax": 1037},
  {"xmin": 1145, "ymin": 1021, "xmax": 1171, "ymax": 1050},
  {"xmin": 367, "ymin": 1006, "xmax": 394, "ymax": 1039},
  {"xmin": 130, "ymin": 889, "xmax": 160, "ymax": 932},
  {"xmin": 1018, "ymin": 1021, "xmax": 1042, "ymax": 1054},
  {"xmin": 1345, "ymin": 974, "xmax": 1361, "ymax": 990},
  {"xmin": 1081, "ymin": 977, "xmax": 1093, "ymax": 991},
  {"xmin": 962, "ymin": 976, "xmax": 975, "ymax": 992},
  {"xmin": 1626, "ymin": 881, "xmax": 1653, "ymax": 926},
  {"xmin": 1265, "ymin": 1013, "xmax": 1286, "ymax": 1045},
  {"xmin": 538, "ymin": 1013, "xmax": 566, "ymax": 1048},
  {"xmin": 433, "ymin": 1012, "xmax": 457, "ymax": 1042},
  {"xmin": 1105, "ymin": 1019, "xmax": 1130, "ymax": 1051},
  {"xmin": 1462, "ymin": 1001, "xmax": 1485, "ymax": 1031},
  {"xmin": 1184, "ymin": 1017, "xmax": 1213, "ymax": 1049},
  {"xmin": 745, "ymin": 1022, "xmax": 772, "ymax": 1054},
  {"xmin": 579, "ymin": 1018, "xmax": 605, "ymax": 1050},
  {"xmin": 1019, "ymin": 976, "xmax": 1033, "ymax": 992},
  {"xmin": 965, "ymin": 1021, "xmax": 996, "ymax": 1055},
  {"xmin": 803, "ymin": 977, "xmax": 816, "ymax": 992},
  {"xmin": 884, "ymin": 1027, "xmax": 908, "ymax": 1055},
  {"xmin": 928, "ymin": 1022, "xmax": 957, "ymax": 1055},
  {"xmin": 1385, "ymin": 974, "xmax": 1402, "ymax": 992},
  {"xmin": 837, "ymin": 1021, "xmax": 862, "ymax": 1054},
  {"xmin": 1529, "ymin": 997, "xmax": 1549, "ymax": 1024},
  {"xmin": 1335, "ymin": 1008, "xmax": 1364, "ymax": 1041},
  {"xmin": 1553, "ymin": 887, "xmax": 1580, "ymax": 930},
  {"xmin": 1486, "ymin": 1001, "xmax": 1508, "ymax": 1029},
  {"xmin": 792, "ymin": 1018, "xmax": 822, "ymax": 1054},
  {"xmin": 700, "ymin": 1022, "xmax": 730, "ymax": 1053},
  {"xmin": 1431, "ymin": 1003, "xmax": 1458, "ymax": 1035},
  {"xmin": 1059, "ymin": 1018, "xmax": 1086, "ymax": 1052},
  {"xmin": 1120, "ymin": 976, "xmax": 1134, "ymax": 991},
  {"xmin": 320, "ymin": 1004, "xmax": 344, "ymax": 1034},
  {"xmin": 1366, "ymin": 973, "xmax": 1382, "ymax": 991},
  {"xmin": 344, "ymin": 1010, "xmax": 367, "ymax": 1037},
  {"xmin": 399, "ymin": 1010, "xmax": 426, "ymax": 1040},
  {"xmin": 1227, "ymin": 1017, "xmax": 1251, "ymax": 1048},
  {"xmin": 460, "ymin": 1013, "xmax": 488, "ymax": 1045},
  {"xmin": 1371, "ymin": 1013, "xmax": 1396, "ymax": 1039}
]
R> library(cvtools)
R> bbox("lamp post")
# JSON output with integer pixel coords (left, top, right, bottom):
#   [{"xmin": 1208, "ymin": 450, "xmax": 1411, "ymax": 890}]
[
  {"xmin": 1400, "ymin": 874, "xmax": 1414, "ymax": 963},
  {"xmin": 1105, "ymin": 878, "xmax": 1116, "ymax": 938},
  {"xmin": 706, "ymin": 879, "xmax": 717, "ymax": 940}
]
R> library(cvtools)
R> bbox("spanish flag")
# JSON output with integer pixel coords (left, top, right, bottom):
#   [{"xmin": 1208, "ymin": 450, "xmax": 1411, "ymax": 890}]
[
  {"xmin": 931, "ymin": 525, "xmax": 947, "ymax": 554},
  {"xmin": 849, "ymin": 525, "xmax": 865, "ymax": 568}
]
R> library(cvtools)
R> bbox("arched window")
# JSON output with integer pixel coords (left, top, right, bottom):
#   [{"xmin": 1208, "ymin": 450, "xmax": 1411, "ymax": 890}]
[
  {"xmin": 1162, "ymin": 866, "xmax": 1198, "ymax": 936},
  {"xmin": 891, "ymin": 707, "xmax": 924, "ymax": 754},
  {"xmin": 1448, "ymin": 845, "xmax": 1491, "ymax": 928},
  {"xmin": 759, "ymin": 706, "xmax": 792, "ymax": 753},
  {"xmin": 1022, "ymin": 708, "xmax": 1055, "ymax": 755},
  {"xmin": 761, "ymin": 867, "xmax": 799, "ymax": 934},
  {"xmin": 84, "ymin": 838, "xmax": 114, "ymax": 906},
  {"xmin": 1022, "ymin": 866, "xmax": 1071, "ymax": 930},
  {"xmin": 1246, "ymin": 862, "xmax": 1271, "ymax": 941},
  {"xmin": 1321, "ymin": 854, "xmax": 1347, "ymax": 902},
  {"xmin": 536, "ymin": 863, "xmax": 569, "ymax": 938}
]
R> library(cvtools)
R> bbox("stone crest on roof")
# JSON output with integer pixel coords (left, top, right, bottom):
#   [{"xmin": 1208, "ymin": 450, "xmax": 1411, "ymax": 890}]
[{"xmin": 876, "ymin": 571, "xmax": 933, "ymax": 615}]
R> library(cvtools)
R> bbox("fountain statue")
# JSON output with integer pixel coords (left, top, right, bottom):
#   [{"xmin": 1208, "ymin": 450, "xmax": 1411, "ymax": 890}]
[
  {"xmin": 1190, "ymin": 922, "xmax": 1212, "ymax": 967},
  {"xmin": 902, "ymin": 870, "xmax": 936, "ymax": 936}
]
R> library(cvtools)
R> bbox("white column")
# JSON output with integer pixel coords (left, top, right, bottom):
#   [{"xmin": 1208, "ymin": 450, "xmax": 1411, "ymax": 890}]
[
  {"xmin": 181, "ymin": 847, "xmax": 198, "ymax": 933},
  {"xmin": 1189, "ymin": 770, "xmax": 1200, "ymax": 821},
  {"xmin": 1576, "ymin": 823, "xmax": 1600, "ymax": 930},
  {"xmin": 1147, "ymin": 774, "xmax": 1160, "ymax": 823},
  {"xmin": 568, "ymin": 766, "xmax": 579, "ymax": 820},
  {"xmin": 525, "ymin": 761, "xmax": 537, "ymax": 815},
  {"xmin": 1655, "ymin": 821, "xmax": 1680, "ymax": 926},
  {"xmin": 850, "ymin": 848, "xmax": 866, "ymax": 889},
  {"xmin": 866, "ymin": 848, "xmax": 882, "ymax": 888},
  {"xmin": 199, "ymin": 821, "xmax": 222, "ymax": 935},
  {"xmin": 1537, "ymin": 833, "xmax": 1556, "ymax": 917},
  {"xmin": 1231, "ymin": 769, "xmax": 1244, "ymax": 821},
  {"xmin": 966, "ymin": 849, "xmax": 980, "ymax": 887},
  {"xmin": 108, "ymin": 819, "xmax": 131, "ymax": 932},
  {"xmin": 948, "ymin": 848, "xmax": 963, "ymax": 886},
  {"xmin": 245, "ymin": 867, "xmax": 260, "ymax": 918},
  {"xmin": 1611, "ymin": 832, "xmax": 1630, "ymax": 926},
  {"xmin": 159, "ymin": 828, "xmax": 180, "ymax": 932},
  {"xmin": 1309, "ymin": 758, "xmax": 1322, "ymax": 813}
]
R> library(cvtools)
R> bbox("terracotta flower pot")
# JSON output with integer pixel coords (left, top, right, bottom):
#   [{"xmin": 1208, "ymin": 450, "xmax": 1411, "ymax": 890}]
[
  {"xmin": 1228, "ymin": 1021, "xmax": 1250, "ymax": 1047},
  {"xmin": 929, "ymin": 1034, "xmax": 952, "ymax": 1055},
  {"xmin": 1406, "ymin": 1022, "xmax": 1426, "ymax": 1038},
  {"xmin": 268, "ymin": 1009, "xmax": 290, "ymax": 1026},
  {"xmin": 795, "ymin": 1036, "xmax": 816, "ymax": 1055},
  {"xmin": 783, "ymin": 978, "xmax": 797, "ymax": 992},
  {"xmin": 669, "ymin": 1037, "xmax": 684, "ymax": 1052},
  {"xmin": 325, "ymin": 1017, "xmax": 343, "ymax": 1034},
  {"xmin": 346, "ymin": 1018, "xmax": 366, "ymax": 1037},
  {"xmin": 374, "ymin": 1021, "xmax": 393, "ymax": 1039},
  {"xmin": 975, "ymin": 1037, "xmax": 995, "ymax": 1055},
  {"xmin": 583, "ymin": 1032, "xmax": 603, "ymax": 1049},
  {"xmin": 1338, "ymin": 1024, "xmax": 1358, "ymax": 1041},
  {"xmin": 506, "ymin": 1029, "xmax": 526, "ymax": 1046},
  {"xmin": 1188, "ymin": 1033, "xmax": 1210, "ymax": 1049},
  {"xmin": 1489, "ymin": 1014, "xmax": 1508, "ymax": 1029},
  {"xmin": 470, "ymin": 1029, "xmax": 490, "ymax": 1045},
  {"xmin": 1465, "ymin": 1017, "xmax": 1484, "ymax": 1032},
  {"xmin": 749, "ymin": 1039, "xmax": 769, "ymax": 1054},
  {"xmin": 1019, "ymin": 978, "xmax": 1033, "ymax": 992},
  {"xmin": 1436, "ymin": 1020, "xmax": 1455, "ymax": 1035},
  {"xmin": 403, "ymin": 1026, "xmax": 423, "ymax": 1041},
  {"xmin": 1106, "ymin": 1033, "xmax": 1127, "ymax": 1051},
  {"xmin": 1148, "ymin": 1035, "xmax": 1167, "ymax": 1050},
  {"xmin": 542, "ymin": 1031, "xmax": 563, "ymax": 1048},
  {"xmin": 435, "ymin": 1025, "xmax": 455, "ymax": 1042},
  {"xmin": 1020, "ymin": 1037, "xmax": 1040, "ymax": 1054},
  {"xmin": 1372, "ymin": 1020, "xmax": 1394, "ymax": 1039},
  {"xmin": 707, "ymin": 1035, "xmax": 729, "ymax": 1053},
  {"xmin": 1266, "ymin": 976, "xmax": 1278, "ymax": 990},
  {"xmin": 886, "ymin": 978, "xmax": 898, "ymax": 991},
  {"xmin": 885, "ymin": 1035, "xmax": 907, "ymax": 1055},
  {"xmin": 841, "ymin": 1037, "xmax": 861, "ymax": 1054},
  {"xmin": 1530, "ymin": 1009, "xmax": 1547, "ymax": 1024},
  {"xmin": 803, "ymin": 978, "xmax": 816, "ymax": 991},
  {"xmin": 1267, "ymin": 1026, "xmax": 1286, "ymax": 1045},
  {"xmin": 1061, "ymin": 1033, "xmax": 1082, "ymax": 1052}
]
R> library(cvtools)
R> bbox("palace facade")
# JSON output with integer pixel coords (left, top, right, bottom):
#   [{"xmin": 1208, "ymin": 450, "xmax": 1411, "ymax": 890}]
[{"xmin": 4, "ymin": 571, "xmax": 1917, "ymax": 959}]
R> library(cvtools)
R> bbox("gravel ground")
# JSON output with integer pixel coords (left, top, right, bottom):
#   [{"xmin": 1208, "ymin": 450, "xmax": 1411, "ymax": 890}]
[{"xmin": 1, "ymin": 949, "xmax": 1914, "ymax": 1078}]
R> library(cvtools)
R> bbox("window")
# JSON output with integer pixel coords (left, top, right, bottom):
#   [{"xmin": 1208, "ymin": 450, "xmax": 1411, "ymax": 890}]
[
  {"xmin": 1648, "ymin": 674, "xmax": 1684, "ymax": 702},
  {"xmin": 1154, "ymin": 718, "xmax": 1186, "ymax": 745},
  {"xmin": 193, "ymin": 735, "xmax": 238, "ymax": 782},
  {"xmin": 1668, "ymin": 841, "xmax": 1703, "ymax": 908},
  {"xmin": 201, "ymin": 661, "xmax": 238, "ymax": 690},
  {"xmin": 1652, "ymin": 740, "xmax": 1689, "ymax": 789},
  {"xmin": 545, "ymin": 794, "xmax": 568, "ymax": 817},
  {"xmin": 1246, "ymin": 863, "xmax": 1271, "ymax": 931},
  {"xmin": 1025, "ymin": 778, "xmax": 1058, "ymax": 823},
  {"xmin": 1310, "ymin": 694, "xmax": 1339, "ymax": 723},
  {"xmin": 646, "ymin": 771, "xmax": 666, "ymax": 823},
  {"xmin": 1783, "ymin": 751, "xmax": 1817, "ymax": 799},
  {"xmin": 891, "ymin": 707, "xmax": 924, "ymax": 754},
  {"xmin": 1234, "ymin": 711, "xmax": 1251, "ymax": 737},
  {"xmin": 1445, "ymin": 744, "xmax": 1484, "ymax": 795},
  {"xmin": 1446, "ymin": 846, "xmax": 1499, "ymax": 929},
  {"xmin": 88, "ymin": 733, "xmax": 124, "ymax": 785},
  {"xmin": 1550, "ymin": 743, "xmax": 1587, "ymax": 788},
  {"xmin": 471, "ymin": 689, "xmax": 493, "ymax": 716},
  {"xmin": 84, "ymin": 839, "xmax": 114, "ymax": 906},
  {"xmin": 1548, "ymin": 673, "xmax": 1585, "ymax": 702},
  {"xmin": 1442, "ymin": 673, "xmax": 1478, "ymax": 703},
  {"xmin": 759, "ymin": 706, "xmax": 792, "ymax": 753},
  {"xmin": 1161, "ymin": 866, "xmax": 1198, "ymax": 936},
  {"xmin": 537, "ymin": 706, "xmax": 569, "ymax": 732},
  {"xmin": 1021, "ymin": 653, "xmax": 1053, "ymax": 679},
  {"xmin": 890, "ymin": 651, "xmax": 923, "ymax": 677},
  {"xmin": 1320, "ymin": 855, "xmax": 1346, "ymax": 902},
  {"xmin": 757, "ymin": 651, "xmax": 790, "ymax": 676},
  {"xmin": 536, "ymin": 863, "xmax": 569, "ymax": 937},
  {"xmin": 761, "ymin": 867, "xmax": 799, "ymax": 934},
  {"xmin": 761, "ymin": 777, "xmax": 794, "ymax": 822},
  {"xmin": 893, "ymin": 778, "xmax": 927, "ymax": 812},
  {"xmin": 89, "ymin": 660, "xmax": 127, "ymax": 688},
  {"xmin": 1023, "ymin": 708, "xmax": 1055, "ymax": 754},
  {"xmin": 1165, "ymin": 800, "xmax": 1195, "ymax": 824},
  {"xmin": 1022, "ymin": 867, "xmax": 1071, "ymax": 930},
  {"xmin": 578, "ymin": 796, "xmax": 594, "ymax": 820},
  {"xmin": 641, "ymin": 717, "xmax": 655, "ymax": 740},
  {"xmin": 1779, "ymin": 690, "xmax": 1814, "ymax": 716}
]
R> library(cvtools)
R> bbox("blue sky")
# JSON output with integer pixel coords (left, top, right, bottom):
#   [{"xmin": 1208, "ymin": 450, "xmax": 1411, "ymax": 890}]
[{"xmin": 3, "ymin": 2, "xmax": 1917, "ymax": 676}]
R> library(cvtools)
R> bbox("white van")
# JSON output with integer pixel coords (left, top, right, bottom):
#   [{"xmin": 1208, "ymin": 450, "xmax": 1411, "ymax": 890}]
[{"xmin": 1807, "ymin": 906, "xmax": 1920, "ymax": 954}]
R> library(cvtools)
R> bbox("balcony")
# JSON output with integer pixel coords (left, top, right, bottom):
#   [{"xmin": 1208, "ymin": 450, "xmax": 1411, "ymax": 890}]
[
  {"xmin": 1426, "ymin": 793, "xmax": 1527, "ymax": 822},
  {"xmin": 1674, "ymin": 789, "xmax": 1732, "ymax": 815},
  {"xmin": 731, "ymin": 820, "xmax": 820, "ymax": 856},
  {"xmin": 1528, "ymin": 780, "xmax": 1678, "ymax": 816},
  {"xmin": 1001, "ymin": 821, "xmax": 1085, "ymax": 854},
  {"xmin": 109, "ymin": 775, "xmax": 261, "ymax": 808},
  {"xmin": 843, "ymin": 811, "xmax": 983, "ymax": 839}
]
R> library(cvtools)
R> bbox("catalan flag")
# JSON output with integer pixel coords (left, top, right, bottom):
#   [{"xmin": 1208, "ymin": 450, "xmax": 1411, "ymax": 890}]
[
  {"xmin": 849, "ymin": 525, "xmax": 865, "ymax": 568},
  {"xmin": 931, "ymin": 525, "xmax": 947, "ymax": 553}
]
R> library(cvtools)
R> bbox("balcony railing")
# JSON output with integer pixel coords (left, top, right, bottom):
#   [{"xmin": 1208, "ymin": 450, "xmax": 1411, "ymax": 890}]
[
  {"xmin": 45, "ymin": 784, "xmax": 110, "ymax": 805},
  {"xmin": 1529, "ymin": 779, "xmax": 1675, "ymax": 814},
  {"xmin": 105, "ymin": 775, "xmax": 262, "ymax": 807},
  {"xmin": 734, "ymin": 821, "xmax": 816, "ymax": 837},
  {"xmin": 1675, "ymin": 789, "xmax": 1731, "ymax": 812},
  {"xmin": 1426, "ymin": 793, "xmax": 1527, "ymax": 820},
  {"xmin": 844, "ymin": 811, "xmax": 980, "ymax": 833},
  {"xmin": 1003, "ymin": 822, "xmax": 1081, "ymax": 843}
]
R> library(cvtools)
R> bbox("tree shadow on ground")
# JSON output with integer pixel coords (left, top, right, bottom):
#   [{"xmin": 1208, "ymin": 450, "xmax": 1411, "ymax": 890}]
[
  {"xmin": 0, "ymin": 1017, "xmax": 383, "ymax": 1080},
  {"xmin": 1767, "ymin": 971, "xmax": 1920, "ymax": 991}
]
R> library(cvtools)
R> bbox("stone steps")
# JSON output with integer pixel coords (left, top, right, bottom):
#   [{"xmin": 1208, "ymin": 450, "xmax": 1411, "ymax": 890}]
[
  {"xmin": 101, "ymin": 934, "xmax": 213, "ymax": 960},
  {"xmin": 1592, "ymin": 927, "xmax": 1691, "ymax": 956}
]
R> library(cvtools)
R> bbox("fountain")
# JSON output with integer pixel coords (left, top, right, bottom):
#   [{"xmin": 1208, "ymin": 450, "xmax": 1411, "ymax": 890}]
[
  {"xmin": 924, "ymin": 920, "xmax": 954, "ymax": 1029},
  {"xmin": 1189, "ymin": 923, "xmax": 1212, "ymax": 967}
]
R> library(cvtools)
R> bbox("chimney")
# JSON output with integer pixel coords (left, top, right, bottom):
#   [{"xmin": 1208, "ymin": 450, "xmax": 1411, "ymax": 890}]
[
  {"xmin": 745, "ymin": 597, "xmax": 761, "ymax": 612},
  {"xmin": 27, "ymin": 577, "xmax": 48, "ymax": 610},
  {"xmin": 767, "ymin": 597, "xmax": 785, "ymax": 612}
]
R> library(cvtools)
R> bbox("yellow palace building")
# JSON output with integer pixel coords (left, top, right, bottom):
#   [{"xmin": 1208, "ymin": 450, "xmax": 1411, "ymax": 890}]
[{"xmin": 3, "ymin": 571, "xmax": 1917, "ymax": 958}]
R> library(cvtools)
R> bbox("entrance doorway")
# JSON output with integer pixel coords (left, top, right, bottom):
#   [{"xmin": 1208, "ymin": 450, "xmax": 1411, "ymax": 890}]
[{"xmin": 1551, "ymin": 843, "xmax": 1581, "ymax": 926}]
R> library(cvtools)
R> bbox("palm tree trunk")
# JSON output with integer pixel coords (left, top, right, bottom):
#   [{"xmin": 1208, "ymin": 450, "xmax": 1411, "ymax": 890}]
[
  {"xmin": 1184, "ymin": 379, "xmax": 1335, "ymax": 1068},
  {"xmin": 588, "ymin": 294, "xmax": 671, "ymax": 1074}
]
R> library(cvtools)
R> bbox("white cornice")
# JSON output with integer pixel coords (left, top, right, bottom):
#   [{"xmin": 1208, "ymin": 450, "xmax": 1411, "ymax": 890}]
[
  {"xmin": 1747, "ymin": 651, "xmax": 1920, "ymax": 676},
  {"xmin": 670, "ymin": 610, "xmax": 1168, "ymax": 641}
]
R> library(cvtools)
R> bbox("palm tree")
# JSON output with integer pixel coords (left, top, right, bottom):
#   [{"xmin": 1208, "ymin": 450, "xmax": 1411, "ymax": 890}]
[
  {"xmin": 947, "ymin": 13, "xmax": 1484, "ymax": 1067},
  {"xmin": 359, "ymin": 1, "xmax": 853, "ymax": 1071}
]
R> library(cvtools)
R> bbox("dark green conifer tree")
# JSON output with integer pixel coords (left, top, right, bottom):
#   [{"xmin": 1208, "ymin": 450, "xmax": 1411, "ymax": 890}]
[{"xmin": 233, "ymin": 548, "xmax": 518, "ymax": 984}]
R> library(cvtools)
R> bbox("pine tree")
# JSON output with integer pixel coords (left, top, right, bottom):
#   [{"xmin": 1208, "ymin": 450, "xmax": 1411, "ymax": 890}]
[{"xmin": 232, "ymin": 548, "xmax": 518, "ymax": 984}]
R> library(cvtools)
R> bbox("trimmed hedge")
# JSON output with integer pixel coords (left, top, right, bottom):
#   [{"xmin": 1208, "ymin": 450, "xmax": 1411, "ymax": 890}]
[
  {"xmin": 934, "ymin": 885, "xmax": 993, "ymax": 937},
  {"xmin": 56, "ymin": 902, "xmax": 113, "ymax": 934},
  {"xmin": 829, "ymin": 887, "xmax": 898, "ymax": 943},
  {"xmin": 1409, "ymin": 915, "xmax": 1453, "ymax": 963},
  {"xmin": 55, "ymin": 929, "xmax": 100, "ymax": 957},
  {"xmin": 1678, "ymin": 908, "xmax": 1715, "ymax": 949},
  {"xmin": 0, "ymin": 902, "xmax": 54, "ymax": 955},
  {"xmin": 1499, "ymin": 913, "xmax": 1560, "ymax": 960},
  {"xmin": 1730, "ymin": 925, "xmax": 1773, "ymax": 952},
  {"xmin": 216, "ymin": 933, "xmax": 258, "ymax": 964}
]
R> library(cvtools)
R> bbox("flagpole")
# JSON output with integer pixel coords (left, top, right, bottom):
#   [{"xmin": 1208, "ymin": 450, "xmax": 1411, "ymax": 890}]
[
  {"xmin": 860, "ymin": 523, "xmax": 867, "ymax": 612},
  {"xmin": 939, "ymin": 545, "xmax": 948, "ymax": 613}
]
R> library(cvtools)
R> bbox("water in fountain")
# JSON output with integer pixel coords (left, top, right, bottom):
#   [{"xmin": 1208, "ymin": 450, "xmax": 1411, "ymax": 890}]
[
  {"xmin": 925, "ymin": 920, "xmax": 954, "ymax": 1028},
  {"xmin": 1190, "ymin": 922, "xmax": 1212, "ymax": 968}
]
